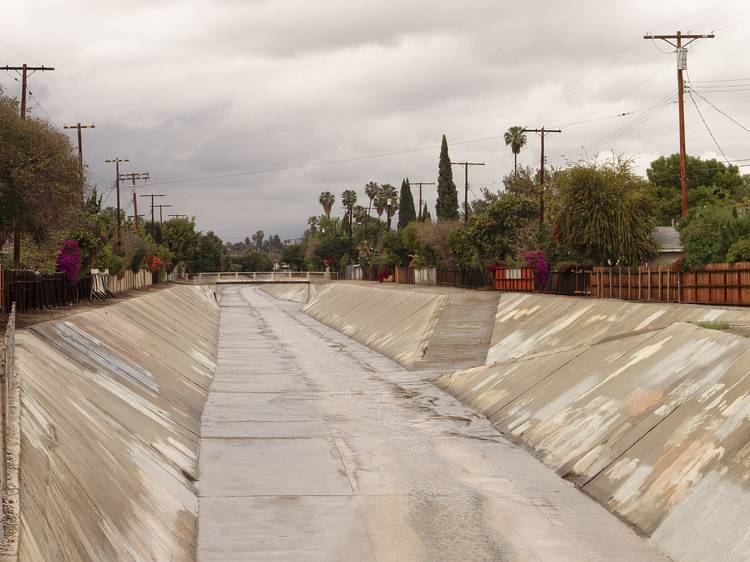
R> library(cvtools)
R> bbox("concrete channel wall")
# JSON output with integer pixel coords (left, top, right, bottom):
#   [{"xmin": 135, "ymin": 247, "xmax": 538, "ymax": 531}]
[
  {"xmin": 14, "ymin": 285, "xmax": 220, "ymax": 561},
  {"xmin": 439, "ymin": 293, "xmax": 750, "ymax": 562},
  {"xmin": 258, "ymin": 282, "xmax": 326, "ymax": 304},
  {"xmin": 302, "ymin": 283, "xmax": 446, "ymax": 368}
]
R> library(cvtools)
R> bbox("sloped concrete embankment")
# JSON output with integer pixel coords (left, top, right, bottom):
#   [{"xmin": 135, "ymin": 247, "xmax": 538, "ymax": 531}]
[
  {"xmin": 14, "ymin": 285, "xmax": 219, "ymax": 561},
  {"xmin": 258, "ymin": 282, "xmax": 325, "ymax": 304},
  {"xmin": 439, "ymin": 293, "xmax": 750, "ymax": 562},
  {"xmin": 301, "ymin": 283, "xmax": 446, "ymax": 368}
]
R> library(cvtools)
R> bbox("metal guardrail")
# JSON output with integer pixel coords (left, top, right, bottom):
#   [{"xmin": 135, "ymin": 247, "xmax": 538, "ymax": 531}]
[{"xmin": 187, "ymin": 271, "xmax": 337, "ymax": 283}]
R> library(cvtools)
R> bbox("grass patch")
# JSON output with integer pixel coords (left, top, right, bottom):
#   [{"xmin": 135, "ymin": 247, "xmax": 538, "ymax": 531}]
[{"xmin": 694, "ymin": 320, "xmax": 731, "ymax": 331}]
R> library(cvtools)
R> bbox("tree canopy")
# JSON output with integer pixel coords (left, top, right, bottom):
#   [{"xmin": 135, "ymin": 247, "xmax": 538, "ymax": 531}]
[
  {"xmin": 436, "ymin": 134, "xmax": 459, "ymax": 221},
  {"xmin": 397, "ymin": 178, "xmax": 416, "ymax": 229}
]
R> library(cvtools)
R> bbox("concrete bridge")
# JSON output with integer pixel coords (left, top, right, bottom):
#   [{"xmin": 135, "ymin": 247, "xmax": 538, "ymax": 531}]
[{"xmin": 184, "ymin": 271, "xmax": 333, "ymax": 284}]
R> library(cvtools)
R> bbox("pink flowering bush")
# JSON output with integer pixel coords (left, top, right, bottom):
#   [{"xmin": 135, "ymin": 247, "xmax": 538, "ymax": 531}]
[
  {"xmin": 57, "ymin": 239, "xmax": 82, "ymax": 283},
  {"xmin": 522, "ymin": 250, "xmax": 550, "ymax": 289}
]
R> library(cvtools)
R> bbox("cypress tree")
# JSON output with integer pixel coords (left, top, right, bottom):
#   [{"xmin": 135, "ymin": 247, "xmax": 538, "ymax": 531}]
[
  {"xmin": 422, "ymin": 202, "xmax": 431, "ymax": 222},
  {"xmin": 436, "ymin": 134, "xmax": 459, "ymax": 220},
  {"xmin": 397, "ymin": 177, "xmax": 417, "ymax": 229}
]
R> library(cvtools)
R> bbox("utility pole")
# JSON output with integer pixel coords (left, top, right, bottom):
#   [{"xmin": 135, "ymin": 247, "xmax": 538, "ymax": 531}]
[
  {"xmin": 522, "ymin": 127, "xmax": 561, "ymax": 227},
  {"xmin": 106, "ymin": 158, "xmax": 129, "ymax": 251},
  {"xmin": 64, "ymin": 123, "xmax": 95, "ymax": 206},
  {"xmin": 411, "ymin": 181, "xmax": 435, "ymax": 220},
  {"xmin": 154, "ymin": 204, "xmax": 173, "ymax": 224},
  {"xmin": 451, "ymin": 162, "xmax": 485, "ymax": 224},
  {"xmin": 139, "ymin": 193, "xmax": 165, "ymax": 225},
  {"xmin": 2, "ymin": 64, "xmax": 54, "ymax": 267},
  {"xmin": 119, "ymin": 172, "xmax": 150, "ymax": 230},
  {"xmin": 643, "ymin": 31, "xmax": 715, "ymax": 219}
]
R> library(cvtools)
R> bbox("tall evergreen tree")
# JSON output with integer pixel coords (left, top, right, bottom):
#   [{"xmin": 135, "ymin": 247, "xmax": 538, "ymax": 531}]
[
  {"xmin": 397, "ymin": 178, "xmax": 416, "ymax": 229},
  {"xmin": 436, "ymin": 134, "xmax": 459, "ymax": 221},
  {"xmin": 422, "ymin": 202, "xmax": 431, "ymax": 222}
]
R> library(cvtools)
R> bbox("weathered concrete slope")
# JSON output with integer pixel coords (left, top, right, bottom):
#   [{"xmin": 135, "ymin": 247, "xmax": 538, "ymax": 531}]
[
  {"xmin": 258, "ymin": 282, "xmax": 328, "ymax": 304},
  {"xmin": 487, "ymin": 292, "xmax": 750, "ymax": 363},
  {"xmin": 440, "ymin": 293, "xmax": 750, "ymax": 562},
  {"xmin": 302, "ymin": 283, "xmax": 445, "ymax": 367},
  {"xmin": 15, "ymin": 285, "xmax": 219, "ymax": 561}
]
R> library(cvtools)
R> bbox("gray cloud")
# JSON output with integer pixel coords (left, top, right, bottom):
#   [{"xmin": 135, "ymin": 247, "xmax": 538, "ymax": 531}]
[{"xmin": 2, "ymin": 0, "xmax": 749, "ymax": 241}]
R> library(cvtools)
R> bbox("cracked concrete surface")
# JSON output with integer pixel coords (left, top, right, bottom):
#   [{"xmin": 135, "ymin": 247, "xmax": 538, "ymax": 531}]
[{"xmin": 197, "ymin": 286, "xmax": 668, "ymax": 561}]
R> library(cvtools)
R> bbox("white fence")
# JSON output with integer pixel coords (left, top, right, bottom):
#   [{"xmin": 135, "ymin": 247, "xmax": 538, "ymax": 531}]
[
  {"xmin": 414, "ymin": 267, "xmax": 437, "ymax": 285},
  {"xmin": 91, "ymin": 269, "xmax": 154, "ymax": 297},
  {"xmin": 187, "ymin": 271, "xmax": 335, "ymax": 284}
]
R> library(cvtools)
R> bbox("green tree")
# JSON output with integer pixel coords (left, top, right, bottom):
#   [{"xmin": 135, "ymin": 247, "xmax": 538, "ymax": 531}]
[
  {"xmin": 554, "ymin": 160, "xmax": 657, "ymax": 266},
  {"xmin": 251, "ymin": 230, "xmax": 264, "ymax": 250},
  {"xmin": 435, "ymin": 134, "xmax": 459, "ymax": 221},
  {"xmin": 319, "ymin": 191, "xmax": 335, "ymax": 217},
  {"xmin": 162, "ymin": 217, "xmax": 200, "ymax": 265},
  {"xmin": 679, "ymin": 203, "xmax": 750, "ymax": 268},
  {"xmin": 647, "ymin": 155, "xmax": 749, "ymax": 225},
  {"xmin": 282, "ymin": 243, "xmax": 306, "ymax": 270},
  {"xmin": 727, "ymin": 234, "xmax": 750, "ymax": 263},
  {"xmin": 0, "ymin": 91, "xmax": 80, "ymax": 266},
  {"xmin": 504, "ymin": 126, "xmax": 527, "ymax": 173},
  {"xmin": 380, "ymin": 184, "xmax": 398, "ymax": 230},
  {"xmin": 422, "ymin": 202, "xmax": 432, "ymax": 222},
  {"xmin": 364, "ymin": 181, "xmax": 379, "ymax": 239},
  {"xmin": 503, "ymin": 166, "xmax": 538, "ymax": 197},
  {"xmin": 341, "ymin": 189, "xmax": 357, "ymax": 262},
  {"xmin": 397, "ymin": 178, "xmax": 417, "ymax": 230},
  {"xmin": 191, "ymin": 231, "xmax": 224, "ymax": 272}
]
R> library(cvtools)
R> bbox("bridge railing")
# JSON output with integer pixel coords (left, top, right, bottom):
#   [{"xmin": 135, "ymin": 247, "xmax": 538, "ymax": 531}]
[{"xmin": 185, "ymin": 271, "xmax": 338, "ymax": 284}]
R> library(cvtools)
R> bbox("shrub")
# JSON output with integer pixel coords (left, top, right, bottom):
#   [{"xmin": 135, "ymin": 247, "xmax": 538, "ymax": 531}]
[
  {"xmin": 56, "ymin": 239, "xmax": 82, "ymax": 283},
  {"xmin": 726, "ymin": 235, "xmax": 750, "ymax": 263}
]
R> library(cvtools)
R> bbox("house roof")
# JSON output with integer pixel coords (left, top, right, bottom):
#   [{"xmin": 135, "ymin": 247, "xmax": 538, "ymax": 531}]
[{"xmin": 652, "ymin": 226, "xmax": 683, "ymax": 252}]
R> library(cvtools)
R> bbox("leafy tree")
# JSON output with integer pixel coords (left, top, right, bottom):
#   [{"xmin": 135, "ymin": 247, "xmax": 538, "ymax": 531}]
[
  {"xmin": 727, "ymin": 234, "xmax": 750, "ymax": 263},
  {"xmin": 398, "ymin": 178, "xmax": 416, "ymax": 229},
  {"xmin": 307, "ymin": 216, "xmax": 319, "ymax": 236},
  {"xmin": 282, "ymin": 243, "xmax": 306, "ymax": 270},
  {"xmin": 647, "ymin": 155, "xmax": 749, "ymax": 225},
  {"xmin": 162, "ymin": 217, "xmax": 200, "ymax": 265},
  {"xmin": 679, "ymin": 203, "xmax": 750, "ymax": 268},
  {"xmin": 0, "ymin": 91, "xmax": 80, "ymax": 266},
  {"xmin": 449, "ymin": 193, "xmax": 538, "ymax": 268},
  {"xmin": 503, "ymin": 166, "xmax": 538, "ymax": 198},
  {"xmin": 191, "ymin": 231, "xmax": 224, "ymax": 272},
  {"xmin": 504, "ymin": 126, "xmax": 527, "ymax": 173},
  {"xmin": 422, "ymin": 202, "xmax": 432, "ymax": 222},
  {"xmin": 251, "ymin": 230, "xmax": 264, "ymax": 250},
  {"xmin": 553, "ymin": 160, "xmax": 657, "ymax": 266},
  {"xmin": 319, "ymin": 191, "xmax": 335, "ymax": 217},
  {"xmin": 374, "ymin": 185, "xmax": 387, "ymax": 220},
  {"xmin": 232, "ymin": 251, "xmax": 272, "ymax": 272},
  {"xmin": 436, "ymin": 134, "xmax": 459, "ymax": 221}
]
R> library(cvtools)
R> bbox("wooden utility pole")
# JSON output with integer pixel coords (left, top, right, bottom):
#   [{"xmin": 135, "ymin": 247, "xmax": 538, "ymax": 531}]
[
  {"xmin": 411, "ymin": 181, "xmax": 435, "ymax": 220},
  {"xmin": 139, "ymin": 193, "xmax": 165, "ymax": 225},
  {"xmin": 2, "ymin": 64, "xmax": 55, "ymax": 267},
  {"xmin": 64, "ymin": 123, "xmax": 95, "ymax": 205},
  {"xmin": 106, "ymin": 158, "xmax": 129, "ymax": 251},
  {"xmin": 451, "ymin": 162, "xmax": 485, "ymax": 224},
  {"xmin": 522, "ymin": 127, "xmax": 561, "ymax": 226},
  {"xmin": 119, "ymin": 172, "xmax": 150, "ymax": 230},
  {"xmin": 643, "ymin": 31, "xmax": 715, "ymax": 218},
  {"xmin": 154, "ymin": 204, "xmax": 172, "ymax": 224}
]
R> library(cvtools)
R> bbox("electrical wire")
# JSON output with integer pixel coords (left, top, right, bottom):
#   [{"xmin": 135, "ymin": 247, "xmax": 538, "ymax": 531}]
[
  {"xmin": 687, "ymin": 88, "xmax": 731, "ymax": 164},
  {"xmin": 689, "ymin": 89, "xmax": 750, "ymax": 133}
]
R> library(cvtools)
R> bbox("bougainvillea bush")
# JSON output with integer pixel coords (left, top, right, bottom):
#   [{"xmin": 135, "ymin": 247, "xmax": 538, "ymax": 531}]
[
  {"xmin": 522, "ymin": 250, "xmax": 550, "ymax": 289},
  {"xmin": 56, "ymin": 239, "xmax": 82, "ymax": 283}
]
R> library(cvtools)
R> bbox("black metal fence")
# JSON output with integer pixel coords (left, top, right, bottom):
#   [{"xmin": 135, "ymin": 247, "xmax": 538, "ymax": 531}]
[
  {"xmin": 437, "ymin": 268, "xmax": 493, "ymax": 290},
  {"xmin": 1, "ymin": 270, "xmax": 92, "ymax": 313}
]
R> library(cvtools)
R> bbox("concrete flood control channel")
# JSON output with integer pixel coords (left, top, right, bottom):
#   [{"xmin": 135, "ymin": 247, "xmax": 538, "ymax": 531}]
[{"xmin": 197, "ymin": 285, "xmax": 667, "ymax": 561}]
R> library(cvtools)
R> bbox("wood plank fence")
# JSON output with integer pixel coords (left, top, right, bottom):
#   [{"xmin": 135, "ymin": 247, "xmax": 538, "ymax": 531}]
[{"xmin": 591, "ymin": 263, "xmax": 750, "ymax": 306}]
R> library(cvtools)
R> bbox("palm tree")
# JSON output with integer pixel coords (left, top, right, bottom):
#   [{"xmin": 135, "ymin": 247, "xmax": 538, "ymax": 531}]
[
  {"xmin": 364, "ymin": 181, "xmax": 379, "ymax": 240},
  {"xmin": 341, "ymin": 190, "xmax": 358, "ymax": 263},
  {"xmin": 504, "ymin": 126, "xmax": 527, "ymax": 173},
  {"xmin": 380, "ymin": 184, "xmax": 398, "ymax": 230},
  {"xmin": 307, "ymin": 216, "xmax": 319, "ymax": 237},
  {"xmin": 319, "ymin": 191, "xmax": 335, "ymax": 217},
  {"xmin": 251, "ymin": 230, "xmax": 264, "ymax": 251}
]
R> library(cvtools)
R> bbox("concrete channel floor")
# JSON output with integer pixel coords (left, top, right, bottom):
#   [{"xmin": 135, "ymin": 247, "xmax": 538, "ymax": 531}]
[{"xmin": 197, "ymin": 285, "xmax": 669, "ymax": 562}]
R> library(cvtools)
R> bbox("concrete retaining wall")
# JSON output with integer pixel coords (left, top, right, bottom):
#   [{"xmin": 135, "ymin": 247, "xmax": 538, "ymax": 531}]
[
  {"xmin": 15, "ymin": 285, "xmax": 219, "ymax": 561},
  {"xmin": 258, "ymin": 282, "xmax": 327, "ymax": 304},
  {"xmin": 302, "ymin": 283, "xmax": 445, "ymax": 367},
  {"xmin": 439, "ymin": 293, "xmax": 750, "ymax": 562}
]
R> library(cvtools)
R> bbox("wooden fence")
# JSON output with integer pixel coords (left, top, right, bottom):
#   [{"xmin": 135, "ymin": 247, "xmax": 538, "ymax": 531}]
[
  {"xmin": 1, "ymin": 270, "xmax": 93, "ymax": 313},
  {"xmin": 437, "ymin": 268, "xmax": 492, "ymax": 290},
  {"xmin": 591, "ymin": 263, "xmax": 750, "ymax": 306}
]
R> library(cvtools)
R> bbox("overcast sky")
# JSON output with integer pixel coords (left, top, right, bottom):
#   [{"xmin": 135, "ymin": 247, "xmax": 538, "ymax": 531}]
[{"xmin": 3, "ymin": 1, "xmax": 750, "ymax": 241}]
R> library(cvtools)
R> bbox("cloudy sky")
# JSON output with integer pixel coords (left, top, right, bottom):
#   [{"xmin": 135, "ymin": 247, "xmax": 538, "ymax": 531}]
[{"xmin": 2, "ymin": 1, "xmax": 750, "ymax": 241}]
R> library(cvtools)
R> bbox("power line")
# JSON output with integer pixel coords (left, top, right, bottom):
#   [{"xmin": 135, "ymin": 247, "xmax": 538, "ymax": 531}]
[
  {"xmin": 687, "ymin": 88, "xmax": 730, "ymax": 164},
  {"xmin": 688, "ymin": 88, "xmax": 750, "ymax": 133}
]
